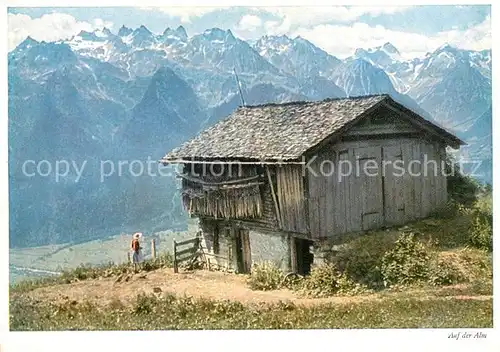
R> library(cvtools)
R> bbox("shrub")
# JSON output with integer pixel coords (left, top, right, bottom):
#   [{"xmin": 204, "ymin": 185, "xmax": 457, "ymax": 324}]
[
  {"xmin": 428, "ymin": 257, "xmax": 467, "ymax": 286},
  {"xmin": 326, "ymin": 232, "xmax": 397, "ymax": 289},
  {"xmin": 246, "ymin": 261, "xmax": 284, "ymax": 291},
  {"xmin": 299, "ymin": 263, "xmax": 341, "ymax": 297},
  {"xmin": 460, "ymin": 196, "xmax": 493, "ymax": 252},
  {"xmin": 429, "ymin": 200, "xmax": 463, "ymax": 219},
  {"xmin": 381, "ymin": 232, "xmax": 431, "ymax": 287},
  {"xmin": 297, "ymin": 263, "xmax": 368, "ymax": 297},
  {"xmin": 445, "ymin": 155, "xmax": 480, "ymax": 207},
  {"xmin": 469, "ymin": 213, "xmax": 493, "ymax": 251}
]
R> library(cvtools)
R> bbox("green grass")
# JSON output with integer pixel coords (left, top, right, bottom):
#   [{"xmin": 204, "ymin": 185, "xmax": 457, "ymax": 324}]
[{"xmin": 10, "ymin": 293, "xmax": 492, "ymax": 330}]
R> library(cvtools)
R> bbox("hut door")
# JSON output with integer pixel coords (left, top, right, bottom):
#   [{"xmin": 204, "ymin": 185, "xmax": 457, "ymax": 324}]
[
  {"xmin": 382, "ymin": 145, "xmax": 405, "ymax": 225},
  {"xmin": 235, "ymin": 229, "xmax": 252, "ymax": 274},
  {"xmin": 354, "ymin": 146, "xmax": 384, "ymax": 231},
  {"xmin": 293, "ymin": 238, "xmax": 314, "ymax": 275}
]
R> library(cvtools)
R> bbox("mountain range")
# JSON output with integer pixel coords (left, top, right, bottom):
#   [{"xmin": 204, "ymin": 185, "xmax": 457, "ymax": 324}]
[{"xmin": 8, "ymin": 25, "xmax": 492, "ymax": 248}]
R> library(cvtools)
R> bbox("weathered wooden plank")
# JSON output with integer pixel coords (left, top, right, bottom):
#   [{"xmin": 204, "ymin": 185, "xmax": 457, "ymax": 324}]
[
  {"xmin": 275, "ymin": 165, "xmax": 308, "ymax": 234},
  {"xmin": 344, "ymin": 123, "xmax": 420, "ymax": 137},
  {"xmin": 307, "ymin": 156, "xmax": 320, "ymax": 238},
  {"xmin": 412, "ymin": 140, "xmax": 422, "ymax": 219},
  {"xmin": 420, "ymin": 142, "xmax": 432, "ymax": 217},
  {"xmin": 324, "ymin": 147, "xmax": 335, "ymax": 237},
  {"xmin": 266, "ymin": 166, "xmax": 282, "ymax": 229},
  {"xmin": 354, "ymin": 146, "xmax": 384, "ymax": 231},
  {"xmin": 337, "ymin": 150, "xmax": 349, "ymax": 234},
  {"xmin": 175, "ymin": 237, "xmax": 199, "ymax": 247},
  {"xmin": 401, "ymin": 141, "xmax": 415, "ymax": 221},
  {"xmin": 176, "ymin": 246, "xmax": 197, "ymax": 258},
  {"xmin": 382, "ymin": 144, "xmax": 405, "ymax": 226}
]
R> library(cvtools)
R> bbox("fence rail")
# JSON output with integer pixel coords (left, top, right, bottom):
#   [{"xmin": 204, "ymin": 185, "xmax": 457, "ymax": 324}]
[{"xmin": 173, "ymin": 233, "xmax": 201, "ymax": 273}]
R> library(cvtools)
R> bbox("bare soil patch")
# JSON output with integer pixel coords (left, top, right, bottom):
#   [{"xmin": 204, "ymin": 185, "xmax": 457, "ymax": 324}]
[{"xmin": 21, "ymin": 269, "xmax": 491, "ymax": 307}]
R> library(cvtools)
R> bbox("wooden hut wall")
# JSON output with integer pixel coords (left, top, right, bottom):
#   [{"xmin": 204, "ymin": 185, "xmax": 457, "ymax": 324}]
[
  {"xmin": 181, "ymin": 163, "xmax": 279, "ymax": 227},
  {"xmin": 306, "ymin": 136, "xmax": 448, "ymax": 240},
  {"xmin": 274, "ymin": 165, "xmax": 309, "ymax": 234},
  {"xmin": 181, "ymin": 163, "xmax": 263, "ymax": 220},
  {"xmin": 199, "ymin": 219, "xmax": 232, "ymax": 270}
]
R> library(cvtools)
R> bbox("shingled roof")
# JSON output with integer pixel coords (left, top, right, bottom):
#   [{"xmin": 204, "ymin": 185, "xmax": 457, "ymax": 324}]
[{"xmin": 161, "ymin": 94, "xmax": 464, "ymax": 162}]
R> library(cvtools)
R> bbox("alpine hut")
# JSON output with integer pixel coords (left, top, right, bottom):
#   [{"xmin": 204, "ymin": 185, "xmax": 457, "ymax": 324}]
[{"xmin": 161, "ymin": 94, "xmax": 464, "ymax": 275}]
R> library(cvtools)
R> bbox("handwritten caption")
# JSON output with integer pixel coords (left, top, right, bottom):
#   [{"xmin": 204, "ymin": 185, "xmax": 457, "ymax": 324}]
[{"xmin": 448, "ymin": 331, "xmax": 487, "ymax": 340}]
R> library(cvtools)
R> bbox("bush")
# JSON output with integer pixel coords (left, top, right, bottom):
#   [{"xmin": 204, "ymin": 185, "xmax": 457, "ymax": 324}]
[
  {"xmin": 326, "ymin": 232, "xmax": 397, "ymax": 289},
  {"xmin": 446, "ymin": 155, "xmax": 480, "ymax": 207},
  {"xmin": 246, "ymin": 261, "xmax": 284, "ymax": 291},
  {"xmin": 298, "ymin": 263, "xmax": 368, "ymax": 297},
  {"xmin": 428, "ymin": 257, "xmax": 467, "ymax": 286},
  {"xmin": 460, "ymin": 196, "xmax": 493, "ymax": 252},
  {"xmin": 469, "ymin": 213, "xmax": 493, "ymax": 251},
  {"xmin": 429, "ymin": 200, "xmax": 463, "ymax": 219},
  {"xmin": 381, "ymin": 232, "xmax": 431, "ymax": 287}
]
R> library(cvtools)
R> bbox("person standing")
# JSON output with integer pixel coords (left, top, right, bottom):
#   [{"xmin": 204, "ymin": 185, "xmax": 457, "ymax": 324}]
[{"xmin": 131, "ymin": 232, "xmax": 143, "ymax": 271}]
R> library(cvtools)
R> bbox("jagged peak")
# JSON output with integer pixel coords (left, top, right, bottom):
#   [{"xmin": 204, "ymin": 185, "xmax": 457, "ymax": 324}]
[
  {"xmin": 175, "ymin": 25, "xmax": 188, "ymax": 39},
  {"xmin": 20, "ymin": 36, "xmax": 39, "ymax": 46},
  {"xmin": 354, "ymin": 47, "xmax": 368, "ymax": 56},
  {"xmin": 13, "ymin": 36, "xmax": 39, "ymax": 52},
  {"xmin": 118, "ymin": 25, "xmax": 133, "ymax": 36},
  {"xmin": 200, "ymin": 27, "xmax": 236, "ymax": 43},
  {"xmin": 76, "ymin": 29, "xmax": 93, "ymax": 37},
  {"xmin": 134, "ymin": 25, "xmax": 153, "ymax": 35},
  {"xmin": 102, "ymin": 27, "xmax": 113, "ymax": 36},
  {"xmin": 382, "ymin": 42, "xmax": 400, "ymax": 55},
  {"xmin": 436, "ymin": 42, "xmax": 454, "ymax": 52}
]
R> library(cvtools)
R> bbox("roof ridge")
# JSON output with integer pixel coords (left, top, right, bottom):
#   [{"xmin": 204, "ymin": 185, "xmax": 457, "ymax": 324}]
[{"xmin": 241, "ymin": 93, "xmax": 388, "ymax": 109}]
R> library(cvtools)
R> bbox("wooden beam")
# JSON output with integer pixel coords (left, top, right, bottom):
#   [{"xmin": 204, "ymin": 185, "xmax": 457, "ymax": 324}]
[
  {"xmin": 176, "ymin": 247, "xmax": 197, "ymax": 257},
  {"xmin": 173, "ymin": 239, "xmax": 178, "ymax": 273},
  {"xmin": 380, "ymin": 100, "xmax": 464, "ymax": 149},
  {"xmin": 160, "ymin": 159, "xmax": 306, "ymax": 165},
  {"xmin": 175, "ymin": 237, "xmax": 199, "ymax": 247},
  {"xmin": 265, "ymin": 165, "xmax": 283, "ymax": 229},
  {"xmin": 177, "ymin": 172, "xmax": 263, "ymax": 186},
  {"xmin": 151, "ymin": 239, "xmax": 156, "ymax": 260}
]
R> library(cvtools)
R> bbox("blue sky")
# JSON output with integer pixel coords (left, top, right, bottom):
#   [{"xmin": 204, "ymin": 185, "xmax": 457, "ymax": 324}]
[{"xmin": 7, "ymin": 5, "xmax": 491, "ymax": 58}]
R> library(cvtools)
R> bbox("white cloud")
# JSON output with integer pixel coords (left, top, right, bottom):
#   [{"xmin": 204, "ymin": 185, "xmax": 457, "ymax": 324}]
[
  {"xmin": 261, "ymin": 5, "xmax": 412, "ymax": 34},
  {"xmin": 8, "ymin": 13, "xmax": 113, "ymax": 51},
  {"xmin": 236, "ymin": 15, "xmax": 263, "ymax": 31},
  {"xmin": 293, "ymin": 14, "xmax": 491, "ymax": 59},
  {"xmin": 140, "ymin": 7, "xmax": 230, "ymax": 23}
]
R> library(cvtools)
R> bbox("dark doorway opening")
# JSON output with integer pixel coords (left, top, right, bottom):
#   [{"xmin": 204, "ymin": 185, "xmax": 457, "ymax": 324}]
[
  {"xmin": 294, "ymin": 238, "xmax": 314, "ymax": 275},
  {"xmin": 234, "ymin": 229, "xmax": 252, "ymax": 274}
]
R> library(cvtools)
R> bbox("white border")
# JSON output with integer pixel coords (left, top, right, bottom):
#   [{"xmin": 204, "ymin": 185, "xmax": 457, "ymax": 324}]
[{"xmin": 1, "ymin": 1, "xmax": 498, "ymax": 351}]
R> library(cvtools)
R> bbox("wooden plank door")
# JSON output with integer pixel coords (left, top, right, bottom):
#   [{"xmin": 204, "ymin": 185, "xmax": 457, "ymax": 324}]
[
  {"xmin": 382, "ymin": 144, "xmax": 406, "ymax": 225},
  {"xmin": 353, "ymin": 146, "xmax": 384, "ymax": 231},
  {"xmin": 235, "ymin": 229, "xmax": 251, "ymax": 274}
]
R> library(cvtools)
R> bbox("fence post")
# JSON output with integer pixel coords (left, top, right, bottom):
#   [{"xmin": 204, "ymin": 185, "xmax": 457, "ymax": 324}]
[
  {"xmin": 151, "ymin": 239, "xmax": 156, "ymax": 260},
  {"xmin": 173, "ymin": 239, "xmax": 178, "ymax": 273}
]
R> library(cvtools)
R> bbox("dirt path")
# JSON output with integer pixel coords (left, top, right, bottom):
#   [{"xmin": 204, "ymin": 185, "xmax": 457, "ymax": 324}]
[{"xmin": 22, "ymin": 269, "xmax": 492, "ymax": 307}]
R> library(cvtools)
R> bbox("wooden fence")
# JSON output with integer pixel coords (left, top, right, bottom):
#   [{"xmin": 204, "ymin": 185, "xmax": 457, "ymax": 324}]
[{"xmin": 173, "ymin": 235, "xmax": 201, "ymax": 273}]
